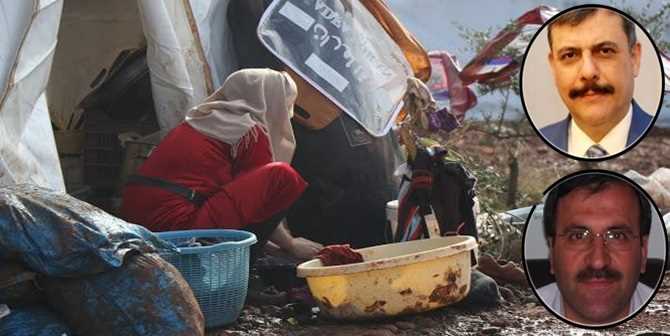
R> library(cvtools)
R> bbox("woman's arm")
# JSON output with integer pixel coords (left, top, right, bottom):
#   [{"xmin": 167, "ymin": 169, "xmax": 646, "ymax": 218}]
[{"xmin": 269, "ymin": 220, "xmax": 323, "ymax": 260}]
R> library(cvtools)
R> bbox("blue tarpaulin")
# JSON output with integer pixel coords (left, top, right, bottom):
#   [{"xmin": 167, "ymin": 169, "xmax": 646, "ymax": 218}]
[{"xmin": 0, "ymin": 184, "xmax": 175, "ymax": 277}]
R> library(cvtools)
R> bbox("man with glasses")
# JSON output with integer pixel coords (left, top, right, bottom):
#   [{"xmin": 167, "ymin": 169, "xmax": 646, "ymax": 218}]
[{"xmin": 537, "ymin": 172, "xmax": 652, "ymax": 326}]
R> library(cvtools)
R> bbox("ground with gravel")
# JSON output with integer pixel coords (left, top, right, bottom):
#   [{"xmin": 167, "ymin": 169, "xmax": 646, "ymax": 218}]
[
  {"xmin": 208, "ymin": 271, "xmax": 669, "ymax": 336},
  {"xmin": 207, "ymin": 124, "xmax": 670, "ymax": 336}
]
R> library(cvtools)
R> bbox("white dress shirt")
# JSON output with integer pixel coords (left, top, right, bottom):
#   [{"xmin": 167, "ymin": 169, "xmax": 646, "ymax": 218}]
[
  {"xmin": 536, "ymin": 281, "xmax": 654, "ymax": 325},
  {"xmin": 568, "ymin": 104, "xmax": 632, "ymax": 157}
]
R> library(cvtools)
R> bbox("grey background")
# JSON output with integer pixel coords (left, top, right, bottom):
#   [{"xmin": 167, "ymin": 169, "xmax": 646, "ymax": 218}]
[
  {"xmin": 524, "ymin": 200, "xmax": 667, "ymax": 260},
  {"xmin": 522, "ymin": 22, "xmax": 663, "ymax": 128}
]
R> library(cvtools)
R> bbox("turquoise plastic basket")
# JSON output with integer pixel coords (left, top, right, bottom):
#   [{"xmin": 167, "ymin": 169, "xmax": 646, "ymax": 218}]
[{"xmin": 156, "ymin": 229, "xmax": 257, "ymax": 328}]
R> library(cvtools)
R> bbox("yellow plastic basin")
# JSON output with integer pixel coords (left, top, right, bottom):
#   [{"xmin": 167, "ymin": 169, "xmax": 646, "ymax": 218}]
[{"xmin": 296, "ymin": 236, "xmax": 477, "ymax": 320}]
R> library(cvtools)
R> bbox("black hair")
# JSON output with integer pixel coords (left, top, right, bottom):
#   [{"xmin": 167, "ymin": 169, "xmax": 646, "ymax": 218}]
[
  {"xmin": 548, "ymin": 7, "xmax": 637, "ymax": 50},
  {"xmin": 543, "ymin": 173, "xmax": 651, "ymax": 240}
]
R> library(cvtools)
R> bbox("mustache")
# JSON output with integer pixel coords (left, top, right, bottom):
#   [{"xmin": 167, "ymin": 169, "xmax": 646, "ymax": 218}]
[
  {"xmin": 576, "ymin": 267, "xmax": 623, "ymax": 282},
  {"xmin": 569, "ymin": 82, "xmax": 615, "ymax": 99}
]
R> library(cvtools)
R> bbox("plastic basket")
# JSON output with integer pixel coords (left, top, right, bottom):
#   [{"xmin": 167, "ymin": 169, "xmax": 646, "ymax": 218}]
[{"xmin": 156, "ymin": 229, "xmax": 257, "ymax": 328}]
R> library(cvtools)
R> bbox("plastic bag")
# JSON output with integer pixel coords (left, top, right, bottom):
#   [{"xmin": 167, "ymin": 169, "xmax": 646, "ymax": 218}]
[
  {"xmin": 460, "ymin": 5, "xmax": 558, "ymax": 85},
  {"xmin": 625, "ymin": 169, "xmax": 670, "ymax": 210},
  {"xmin": 0, "ymin": 305, "xmax": 8, "ymax": 320},
  {"xmin": 258, "ymin": 0, "xmax": 413, "ymax": 136},
  {"xmin": 427, "ymin": 51, "xmax": 478, "ymax": 126},
  {"xmin": 0, "ymin": 184, "xmax": 175, "ymax": 277},
  {"xmin": 0, "ymin": 306, "xmax": 72, "ymax": 336},
  {"xmin": 0, "ymin": 261, "xmax": 43, "ymax": 307},
  {"xmin": 41, "ymin": 253, "xmax": 204, "ymax": 336}
]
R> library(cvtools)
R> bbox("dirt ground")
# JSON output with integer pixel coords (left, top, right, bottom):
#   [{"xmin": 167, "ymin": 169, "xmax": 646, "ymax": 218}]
[
  {"xmin": 206, "ymin": 126, "xmax": 670, "ymax": 336},
  {"xmin": 210, "ymin": 273, "xmax": 670, "ymax": 335},
  {"xmin": 450, "ymin": 126, "xmax": 670, "ymax": 202}
]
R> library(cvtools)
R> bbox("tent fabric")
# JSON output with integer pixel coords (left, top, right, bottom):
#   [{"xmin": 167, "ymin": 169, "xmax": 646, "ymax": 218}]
[
  {"xmin": 137, "ymin": 0, "xmax": 210, "ymax": 131},
  {"xmin": 137, "ymin": 0, "xmax": 238, "ymax": 131},
  {"xmin": 0, "ymin": 1, "xmax": 33, "ymax": 97},
  {"xmin": 188, "ymin": 0, "xmax": 238, "ymax": 89},
  {"xmin": 360, "ymin": 0, "xmax": 431, "ymax": 82},
  {"xmin": 428, "ymin": 51, "xmax": 477, "ymax": 125},
  {"xmin": 0, "ymin": 0, "xmax": 246, "ymax": 191},
  {"xmin": 459, "ymin": 5, "xmax": 558, "ymax": 85},
  {"xmin": 0, "ymin": 0, "xmax": 64, "ymax": 191}
]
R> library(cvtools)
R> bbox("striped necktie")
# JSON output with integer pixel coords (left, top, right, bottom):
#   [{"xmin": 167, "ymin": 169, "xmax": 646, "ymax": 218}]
[{"xmin": 585, "ymin": 144, "xmax": 608, "ymax": 158}]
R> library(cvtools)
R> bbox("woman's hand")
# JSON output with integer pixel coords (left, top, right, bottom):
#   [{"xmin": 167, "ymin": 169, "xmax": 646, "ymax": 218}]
[{"xmin": 288, "ymin": 237, "xmax": 323, "ymax": 260}]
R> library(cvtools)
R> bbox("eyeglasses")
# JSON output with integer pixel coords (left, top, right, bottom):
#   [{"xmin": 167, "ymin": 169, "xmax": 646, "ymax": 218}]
[{"xmin": 556, "ymin": 228, "xmax": 640, "ymax": 251}]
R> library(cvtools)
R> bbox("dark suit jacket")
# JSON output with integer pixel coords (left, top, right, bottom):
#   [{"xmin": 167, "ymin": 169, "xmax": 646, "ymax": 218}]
[{"xmin": 539, "ymin": 100, "xmax": 653, "ymax": 153}]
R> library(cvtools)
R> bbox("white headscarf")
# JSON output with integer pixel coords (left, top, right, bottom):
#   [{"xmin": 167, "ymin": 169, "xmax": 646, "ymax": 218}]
[{"xmin": 185, "ymin": 68, "xmax": 298, "ymax": 163}]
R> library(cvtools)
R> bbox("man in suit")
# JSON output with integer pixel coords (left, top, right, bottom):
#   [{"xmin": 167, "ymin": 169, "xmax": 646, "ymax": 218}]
[
  {"xmin": 537, "ymin": 173, "xmax": 653, "ymax": 326},
  {"xmin": 540, "ymin": 7, "xmax": 654, "ymax": 158}
]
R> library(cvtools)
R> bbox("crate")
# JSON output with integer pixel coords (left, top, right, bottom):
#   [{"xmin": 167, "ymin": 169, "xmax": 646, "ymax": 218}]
[
  {"xmin": 85, "ymin": 107, "xmax": 159, "ymax": 134},
  {"xmin": 85, "ymin": 131, "xmax": 120, "ymax": 150},
  {"xmin": 54, "ymin": 130, "xmax": 85, "ymax": 155},
  {"xmin": 82, "ymin": 107, "xmax": 159, "ymax": 191},
  {"xmin": 60, "ymin": 155, "xmax": 85, "ymax": 189},
  {"xmin": 156, "ymin": 230, "xmax": 257, "ymax": 328},
  {"xmin": 84, "ymin": 148, "xmax": 123, "ymax": 165},
  {"xmin": 84, "ymin": 163, "xmax": 121, "ymax": 190},
  {"xmin": 117, "ymin": 129, "xmax": 169, "ymax": 191}
]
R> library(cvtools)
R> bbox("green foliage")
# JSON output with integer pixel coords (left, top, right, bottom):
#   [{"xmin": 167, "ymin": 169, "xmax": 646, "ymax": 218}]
[
  {"xmin": 453, "ymin": 0, "xmax": 669, "ymax": 210},
  {"xmin": 454, "ymin": 18, "xmax": 535, "ymax": 212},
  {"xmin": 457, "ymin": 149, "xmax": 522, "ymax": 258},
  {"xmin": 449, "ymin": 0, "xmax": 670, "ymax": 257},
  {"xmin": 616, "ymin": 0, "xmax": 670, "ymax": 109},
  {"xmin": 459, "ymin": 153, "xmax": 507, "ymax": 211},
  {"xmin": 456, "ymin": 0, "xmax": 670, "ymax": 98},
  {"xmin": 454, "ymin": 22, "xmax": 523, "ymax": 97},
  {"xmin": 615, "ymin": 0, "xmax": 670, "ymax": 51}
]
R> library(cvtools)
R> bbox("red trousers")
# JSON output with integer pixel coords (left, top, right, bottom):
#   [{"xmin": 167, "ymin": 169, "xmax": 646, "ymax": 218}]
[
  {"xmin": 121, "ymin": 123, "xmax": 307, "ymax": 232},
  {"xmin": 190, "ymin": 161, "xmax": 306, "ymax": 229}
]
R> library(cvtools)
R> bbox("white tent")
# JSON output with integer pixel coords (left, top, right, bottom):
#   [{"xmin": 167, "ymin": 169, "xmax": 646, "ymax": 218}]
[
  {"xmin": 0, "ymin": 0, "xmax": 237, "ymax": 190},
  {"xmin": 137, "ymin": 0, "xmax": 237, "ymax": 130},
  {"xmin": 0, "ymin": 0, "xmax": 65, "ymax": 191}
]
